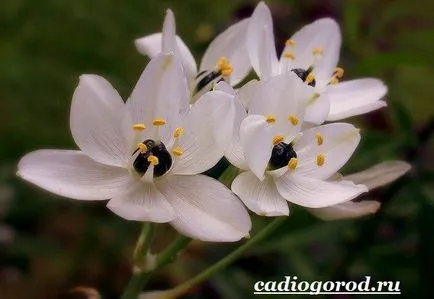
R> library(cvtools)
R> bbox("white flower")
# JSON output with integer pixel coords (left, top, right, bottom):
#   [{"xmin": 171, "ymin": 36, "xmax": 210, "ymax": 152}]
[
  {"xmin": 135, "ymin": 9, "xmax": 251, "ymax": 101},
  {"xmin": 308, "ymin": 161, "xmax": 411, "ymax": 220},
  {"xmin": 17, "ymin": 52, "xmax": 251, "ymax": 242},
  {"xmin": 246, "ymin": 2, "xmax": 388, "ymax": 124},
  {"xmin": 228, "ymin": 72, "xmax": 367, "ymax": 216}
]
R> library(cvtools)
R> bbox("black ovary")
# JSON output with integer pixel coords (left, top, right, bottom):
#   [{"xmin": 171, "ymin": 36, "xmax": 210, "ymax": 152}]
[
  {"xmin": 133, "ymin": 139, "xmax": 172, "ymax": 177},
  {"xmin": 195, "ymin": 70, "xmax": 223, "ymax": 92},
  {"xmin": 291, "ymin": 68, "xmax": 316, "ymax": 87},
  {"xmin": 268, "ymin": 142, "xmax": 297, "ymax": 170}
]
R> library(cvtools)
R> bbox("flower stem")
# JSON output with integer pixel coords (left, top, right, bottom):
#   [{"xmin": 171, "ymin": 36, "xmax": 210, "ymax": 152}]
[
  {"xmin": 121, "ymin": 234, "xmax": 191, "ymax": 299},
  {"xmin": 168, "ymin": 217, "xmax": 286, "ymax": 298}
]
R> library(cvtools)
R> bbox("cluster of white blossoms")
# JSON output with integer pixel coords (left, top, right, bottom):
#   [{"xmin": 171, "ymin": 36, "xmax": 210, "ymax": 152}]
[{"xmin": 17, "ymin": 2, "xmax": 410, "ymax": 242}]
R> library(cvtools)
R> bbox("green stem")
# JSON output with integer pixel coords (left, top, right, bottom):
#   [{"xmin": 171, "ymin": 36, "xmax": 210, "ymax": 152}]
[
  {"xmin": 169, "ymin": 217, "xmax": 286, "ymax": 298},
  {"xmin": 121, "ymin": 234, "xmax": 191, "ymax": 299}
]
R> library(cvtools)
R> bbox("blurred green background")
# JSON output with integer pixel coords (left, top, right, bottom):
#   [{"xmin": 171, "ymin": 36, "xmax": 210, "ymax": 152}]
[{"xmin": 1, "ymin": 0, "xmax": 433, "ymax": 298}]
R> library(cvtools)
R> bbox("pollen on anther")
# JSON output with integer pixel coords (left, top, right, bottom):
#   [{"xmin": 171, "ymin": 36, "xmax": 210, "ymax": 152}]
[
  {"xmin": 137, "ymin": 143, "xmax": 148, "ymax": 153},
  {"xmin": 217, "ymin": 56, "xmax": 233, "ymax": 77},
  {"xmin": 283, "ymin": 52, "xmax": 295, "ymax": 60},
  {"xmin": 312, "ymin": 47, "xmax": 323, "ymax": 56},
  {"xmin": 152, "ymin": 118, "xmax": 166, "ymax": 126},
  {"xmin": 285, "ymin": 39, "xmax": 296, "ymax": 47},
  {"xmin": 272, "ymin": 135, "xmax": 284, "ymax": 145},
  {"xmin": 147, "ymin": 155, "xmax": 159, "ymax": 165},
  {"xmin": 305, "ymin": 73, "xmax": 315, "ymax": 84},
  {"xmin": 265, "ymin": 115, "xmax": 276, "ymax": 124},
  {"xmin": 330, "ymin": 77, "xmax": 339, "ymax": 85},
  {"xmin": 334, "ymin": 67, "xmax": 344, "ymax": 78},
  {"xmin": 173, "ymin": 127, "xmax": 184, "ymax": 138},
  {"xmin": 315, "ymin": 133, "xmax": 324, "ymax": 146},
  {"xmin": 288, "ymin": 115, "xmax": 299, "ymax": 126},
  {"xmin": 172, "ymin": 147, "xmax": 184, "ymax": 157},
  {"xmin": 288, "ymin": 157, "xmax": 298, "ymax": 170},
  {"xmin": 316, "ymin": 153, "xmax": 325, "ymax": 167},
  {"xmin": 132, "ymin": 123, "xmax": 146, "ymax": 131}
]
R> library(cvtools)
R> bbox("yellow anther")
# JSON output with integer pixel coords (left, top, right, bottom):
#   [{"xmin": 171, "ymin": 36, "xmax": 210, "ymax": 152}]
[
  {"xmin": 283, "ymin": 52, "xmax": 295, "ymax": 60},
  {"xmin": 217, "ymin": 56, "xmax": 233, "ymax": 77},
  {"xmin": 288, "ymin": 157, "xmax": 298, "ymax": 170},
  {"xmin": 330, "ymin": 77, "xmax": 339, "ymax": 85},
  {"xmin": 172, "ymin": 147, "xmax": 184, "ymax": 157},
  {"xmin": 173, "ymin": 127, "xmax": 184, "ymax": 138},
  {"xmin": 147, "ymin": 155, "xmax": 159, "ymax": 165},
  {"xmin": 137, "ymin": 143, "xmax": 148, "ymax": 153},
  {"xmin": 305, "ymin": 72, "xmax": 315, "ymax": 84},
  {"xmin": 152, "ymin": 118, "xmax": 166, "ymax": 126},
  {"xmin": 265, "ymin": 115, "xmax": 276, "ymax": 124},
  {"xmin": 316, "ymin": 153, "xmax": 325, "ymax": 167},
  {"xmin": 132, "ymin": 123, "xmax": 146, "ymax": 131},
  {"xmin": 315, "ymin": 133, "xmax": 324, "ymax": 146},
  {"xmin": 288, "ymin": 115, "xmax": 299, "ymax": 126},
  {"xmin": 334, "ymin": 67, "xmax": 344, "ymax": 78},
  {"xmin": 272, "ymin": 135, "xmax": 284, "ymax": 145},
  {"xmin": 312, "ymin": 47, "xmax": 324, "ymax": 56},
  {"xmin": 285, "ymin": 39, "xmax": 296, "ymax": 47}
]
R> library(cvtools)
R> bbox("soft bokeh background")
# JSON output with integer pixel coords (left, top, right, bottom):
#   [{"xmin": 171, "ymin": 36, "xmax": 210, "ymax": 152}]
[{"xmin": 1, "ymin": 0, "xmax": 433, "ymax": 298}]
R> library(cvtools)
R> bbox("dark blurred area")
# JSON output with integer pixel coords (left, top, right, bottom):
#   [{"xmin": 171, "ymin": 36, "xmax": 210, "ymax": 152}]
[{"xmin": 1, "ymin": 0, "xmax": 433, "ymax": 298}]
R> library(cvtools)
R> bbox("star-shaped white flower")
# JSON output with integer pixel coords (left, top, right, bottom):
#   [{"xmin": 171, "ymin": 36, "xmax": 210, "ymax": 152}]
[
  {"xmin": 135, "ymin": 9, "xmax": 251, "ymax": 101},
  {"xmin": 246, "ymin": 2, "xmax": 388, "ymax": 124},
  {"xmin": 227, "ymin": 72, "xmax": 368, "ymax": 216},
  {"xmin": 17, "ymin": 52, "xmax": 251, "ymax": 242}
]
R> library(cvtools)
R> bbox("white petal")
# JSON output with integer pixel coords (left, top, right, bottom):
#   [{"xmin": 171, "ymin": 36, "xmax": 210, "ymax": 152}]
[
  {"xmin": 275, "ymin": 172, "xmax": 368, "ymax": 208},
  {"xmin": 171, "ymin": 90, "xmax": 235, "ymax": 175},
  {"xmin": 17, "ymin": 150, "xmax": 131, "ymax": 200},
  {"xmin": 344, "ymin": 161, "xmax": 411, "ymax": 190},
  {"xmin": 232, "ymin": 171, "xmax": 289, "ymax": 216},
  {"xmin": 304, "ymin": 93, "xmax": 330, "ymax": 125},
  {"xmin": 200, "ymin": 19, "xmax": 251, "ymax": 86},
  {"xmin": 247, "ymin": 2, "xmax": 279, "ymax": 80},
  {"xmin": 308, "ymin": 200, "xmax": 380, "ymax": 221},
  {"xmin": 161, "ymin": 9, "xmax": 176, "ymax": 53},
  {"xmin": 326, "ymin": 78, "xmax": 388, "ymax": 121},
  {"xmin": 237, "ymin": 79, "xmax": 262, "ymax": 109},
  {"xmin": 294, "ymin": 123, "xmax": 360, "ymax": 180},
  {"xmin": 286, "ymin": 18, "xmax": 341, "ymax": 87},
  {"xmin": 70, "ymin": 75, "xmax": 130, "ymax": 167},
  {"xmin": 126, "ymin": 53, "xmax": 189, "ymax": 142},
  {"xmin": 240, "ymin": 115, "xmax": 274, "ymax": 180},
  {"xmin": 157, "ymin": 175, "xmax": 251, "ymax": 242},
  {"xmin": 107, "ymin": 180, "xmax": 175, "ymax": 222}
]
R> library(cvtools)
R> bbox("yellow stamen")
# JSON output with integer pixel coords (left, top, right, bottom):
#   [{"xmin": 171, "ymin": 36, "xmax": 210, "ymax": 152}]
[
  {"xmin": 334, "ymin": 67, "xmax": 344, "ymax": 78},
  {"xmin": 217, "ymin": 56, "xmax": 233, "ymax": 77},
  {"xmin": 316, "ymin": 153, "xmax": 325, "ymax": 167},
  {"xmin": 152, "ymin": 118, "xmax": 166, "ymax": 126},
  {"xmin": 173, "ymin": 127, "xmax": 184, "ymax": 138},
  {"xmin": 172, "ymin": 147, "xmax": 184, "ymax": 157},
  {"xmin": 132, "ymin": 123, "xmax": 146, "ymax": 131},
  {"xmin": 137, "ymin": 143, "xmax": 148, "ymax": 153},
  {"xmin": 330, "ymin": 77, "xmax": 339, "ymax": 85},
  {"xmin": 272, "ymin": 135, "xmax": 284, "ymax": 145},
  {"xmin": 315, "ymin": 133, "xmax": 324, "ymax": 146},
  {"xmin": 285, "ymin": 39, "xmax": 296, "ymax": 47},
  {"xmin": 288, "ymin": 115, "xmax": 299, "ymax": 126},
  {"xmin": 265, "ymin": 115, "xmax": 276, "ymax": 124},
  {"xmin": 283, "ymin": 52, "xmax": 295, "ymax": 60},
  {"xmin": 288, "ymin": 157, "xmax": 298, "ymax": 170},
  {"xmin": 305, "ymin": 72, "xmax": 315, "ymax": 84},
  {"xmin": 312, "ymin": 47, "xmax": 323, "ymax": 56},
  {"xmin": 147, "ymin": 155, "xmax": 159, "ymax": 165}
]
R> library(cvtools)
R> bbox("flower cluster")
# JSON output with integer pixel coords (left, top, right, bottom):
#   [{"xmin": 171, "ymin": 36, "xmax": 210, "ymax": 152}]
[{"xmin": 17, "ymin": 2, "xmax": 410, "ymax": 242}]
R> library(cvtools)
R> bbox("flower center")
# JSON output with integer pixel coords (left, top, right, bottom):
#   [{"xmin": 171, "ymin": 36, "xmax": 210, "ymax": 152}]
[
  {"xmin": 192, "ymin": 57, "xmax": 233, "ymax": 98},
  {"xmin": 291, "ymin": 68, "xmax": 316, "ymax": 87},
  {"xmin": 133, "ymin": 139, "xmax": 172, "ymax": 177},
  {"xmin": 268, "ymin": 141, "xmax": 297, "ymax": 170}
]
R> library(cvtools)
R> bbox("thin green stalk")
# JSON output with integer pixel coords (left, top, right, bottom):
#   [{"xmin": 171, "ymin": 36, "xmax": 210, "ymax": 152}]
[
  {"xmin": 168, "ymin": 217, "xmax": 286, "ymax": 298},
  {"xmin": 121, "ymin": 234, "xmax": 191, "ymax": 299}
]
